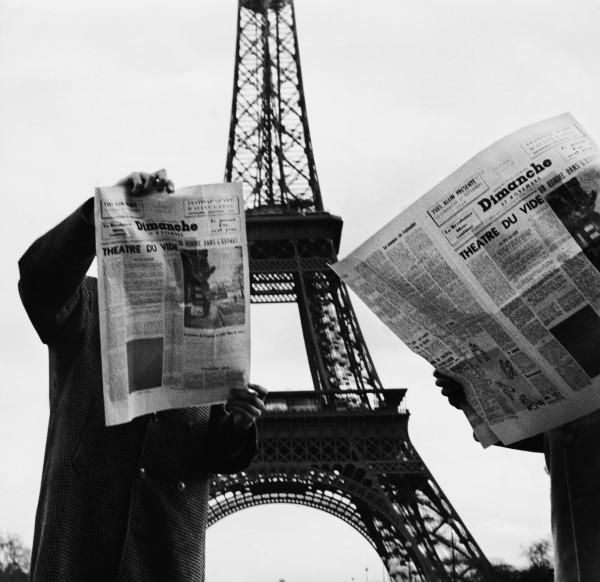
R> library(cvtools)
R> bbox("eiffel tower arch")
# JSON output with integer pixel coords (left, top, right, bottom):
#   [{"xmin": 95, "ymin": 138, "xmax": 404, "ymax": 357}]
[{"xmin": 209, "ymin": 1, "xmax": 495, "ymax": 579}]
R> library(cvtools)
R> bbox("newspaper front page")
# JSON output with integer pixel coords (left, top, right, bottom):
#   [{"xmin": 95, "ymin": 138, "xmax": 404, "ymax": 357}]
[
  {"xmin": 333, "ymin": 113, "xmax": 600, "ymax": 446},
  {"xmin": 95, "ymin": 182, "xmax": 249, "ymax": 426}
]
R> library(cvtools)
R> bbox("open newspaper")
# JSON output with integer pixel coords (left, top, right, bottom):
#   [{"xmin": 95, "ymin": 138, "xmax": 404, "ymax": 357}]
[
  {"xmin": 95, "ymin": 182, "xmax": 249, "ymax": 426},
  {"xmin": 333, "ymin": 113, "xmax": 600, "ymax": 447}
]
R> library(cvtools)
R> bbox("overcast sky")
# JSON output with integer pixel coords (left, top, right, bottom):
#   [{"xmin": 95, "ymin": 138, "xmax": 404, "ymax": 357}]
[{"xmin": 3, "ymin": 0, "xmax": 600, "ymax": 580}]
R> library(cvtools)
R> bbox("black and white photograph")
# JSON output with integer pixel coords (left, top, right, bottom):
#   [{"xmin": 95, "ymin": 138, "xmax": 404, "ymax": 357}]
[
  {"xmin": 5, "ymin": 1, "xmax": 600, "ymax": 581},
  {"xmin": 181, "ymin": 247, "xmax": 245, "ymax": 329}
]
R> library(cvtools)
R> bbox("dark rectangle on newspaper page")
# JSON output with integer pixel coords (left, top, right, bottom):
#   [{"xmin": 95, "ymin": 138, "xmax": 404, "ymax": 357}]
[
  {"xmin": 126, "ymin": 338, "xmax": 164, "ymax": 392},
  {"xmin": 545, "ymin": 170, "xmax": 600, "ymax": 271},
  {"xmin": 549, "ymin": 305, "xmax": 600, "ymax": 377}
]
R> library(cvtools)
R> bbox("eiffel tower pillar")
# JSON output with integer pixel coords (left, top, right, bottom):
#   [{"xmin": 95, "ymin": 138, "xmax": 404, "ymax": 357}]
[{"xmin": 210, "ymin": 1, "xmax": 496, "ymax": 580}]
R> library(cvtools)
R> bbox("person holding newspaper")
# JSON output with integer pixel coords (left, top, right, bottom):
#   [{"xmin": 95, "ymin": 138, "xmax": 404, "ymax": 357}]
[
  {"xmin": 434, "ymin": 370, "xmax": 600, "ymax": 582},
  {"xmin": 18, "ymin": 169, "xmax": 267, "ymax": 582}
]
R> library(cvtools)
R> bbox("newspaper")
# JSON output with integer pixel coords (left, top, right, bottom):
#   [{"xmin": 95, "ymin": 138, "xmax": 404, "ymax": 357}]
[
  {"xmin": 95, "ymin": 182, "xmax": 250, "ymax": 426},
  {"xmin": 333, "ymin": 113, "xmax": 600, "ymax": 446}
]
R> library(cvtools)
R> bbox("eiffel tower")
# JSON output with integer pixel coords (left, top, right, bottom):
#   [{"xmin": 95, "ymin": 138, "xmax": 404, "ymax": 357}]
[{"xmin": 209, "ymin": 1, "xmax": 495, "ymax": 579}]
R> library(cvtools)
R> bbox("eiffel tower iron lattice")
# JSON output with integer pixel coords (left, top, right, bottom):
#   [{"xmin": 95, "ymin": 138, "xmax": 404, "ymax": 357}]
[{"xmin": 209, "ymin": 1, "xmax": 495, "ymax": 580}]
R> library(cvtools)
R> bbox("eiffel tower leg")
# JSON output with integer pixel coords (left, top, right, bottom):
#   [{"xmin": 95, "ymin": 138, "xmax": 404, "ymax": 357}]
[
  {"xmin": 352, "ymin": 498, "xmax": 442, "ymax": 581},
  {"xmin": 330, "ymin": 278, "xmax": 383, "ymax": 393},
  {"xmin": 295, "ymin": 259, "xmax": 333, "ymax": 393},
  {"xmin": 353, "ymin": 499, "xmax": 446, "ymax": 581},
  {"xmin": 295, "ymin": 261, "xmax": 384, "ymax": 397}
]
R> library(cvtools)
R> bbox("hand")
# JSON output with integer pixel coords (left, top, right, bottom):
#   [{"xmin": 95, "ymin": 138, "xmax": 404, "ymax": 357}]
[
  {"xmin": 116, "ymin": 168, "xmax": 175, "ymax": 196},
  {"xmin": 433, "ymin": 370, "xmax": 466, "ymax": 409},
  {"xmin": 225, "ymin": 384, "xmax": 268, "ymax": 431}
]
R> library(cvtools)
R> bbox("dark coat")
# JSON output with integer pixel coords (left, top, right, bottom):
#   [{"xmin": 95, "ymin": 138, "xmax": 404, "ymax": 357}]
[
  {"xmin": 545, "ymin": 409, "xmax": 600, "ymax": 582},
  {"xmin": 501, "ymin": 402, "xmax": 600, "ymax": 581},
  {"xmin": 19, "ymin": 200, "xmax": 256, "ymax": 582}
]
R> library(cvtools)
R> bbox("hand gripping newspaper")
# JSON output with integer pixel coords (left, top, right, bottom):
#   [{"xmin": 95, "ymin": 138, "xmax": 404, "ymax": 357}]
[
  {"xmin": 95, "ymin": 182, "xmax": 249, "ymax": 425},
  {"xmin": 333, "ymin": 113, "xmax": 600, "ymax": 447}
]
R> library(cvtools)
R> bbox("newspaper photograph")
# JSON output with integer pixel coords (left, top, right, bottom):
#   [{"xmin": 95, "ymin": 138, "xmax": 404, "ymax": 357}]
[
  {"xmin": 95, "ymin": 182, "xmax": 249, "ymax": 426},
  {"xmin": 333, "ymin": 113, "xmax": 600, "ymax": 446}
]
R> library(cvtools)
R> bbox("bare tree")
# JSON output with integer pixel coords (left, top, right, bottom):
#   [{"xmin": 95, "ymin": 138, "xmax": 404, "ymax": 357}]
[
  {"xmin": 0, "ymin": 533, "xmax": 30, "ymax": 579},
  {"xmin": 524, "ymin": 539, "xmax": 552, "ymax": 570},
  {"xmin": 492, "ymin": 539, "xmax": 554, "ymax": 582}
]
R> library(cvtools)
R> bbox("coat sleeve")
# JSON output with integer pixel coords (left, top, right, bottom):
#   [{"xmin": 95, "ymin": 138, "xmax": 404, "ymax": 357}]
[
  {"xmin": 204, "ymin": 404, "xmax": 258, "ymax": 474},
  {"xmin": 18, "ymin": 198, "xmax": 96, "ymax": 345},
  {"xmin": 497, "ymin": 433, "xmax": 544, "ymax": 453}
]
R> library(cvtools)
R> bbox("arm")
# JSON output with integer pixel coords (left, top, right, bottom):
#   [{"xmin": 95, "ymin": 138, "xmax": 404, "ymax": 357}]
[
  {"xmin": 18, "ymin": 198, "xmax": 96, "ymax": 344},
  {"xmin": 499, "ymin": 434, "xmax": 544, "ymax": 453},
  {"xmin": 18, "ymin": 170, "xmax": 174, "ymax": 345},
  {"xmin": 205, "ymin": 384, "xmax": 267, "ymax": 474},
  {"xmin": 433, "ymin": 370, "xmax": 544, "ymax": 453},
  {"xmin": 205, "ymin": 405, "xmax": 258, "ymax": 474}
]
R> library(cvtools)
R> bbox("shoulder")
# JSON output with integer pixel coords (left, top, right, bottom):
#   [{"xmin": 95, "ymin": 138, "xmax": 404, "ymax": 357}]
[{"xmin": 83, "ymin": 276, "xmax": 98, "ymax": 298}]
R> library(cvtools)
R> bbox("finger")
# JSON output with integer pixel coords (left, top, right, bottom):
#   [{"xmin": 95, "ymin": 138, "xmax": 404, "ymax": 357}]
[
  {"xmin": 229, "ymin": 396, "xmax": 267, "ymax": 415},
  {"xmin": 233, "ymin": 386, "xmax": 268, "ymax": 405},
  {"xmin": 115, "ymin": 173, "xmax": 133, "ymax": 187},
  {"xmin": 441, "ymin": 386, "xmax": 462, "ymax": 398},
  {"xmin": 248, "ymin": 383, "xmax": 268, "ymax": 399},
  {"xmin": 435, "ymin": 378, "xmax": 458, "ymax": 388},
  {"xmin": 433, "ymin": 370, "xmax": 453, "ymax": 382},
  {"xmin": 435, "ymin": 380, "xmax": 456, "ymax": 388},
  {"xmin": 139, "ymin": 172, "xmax": 155, "ymax": 194},
  {"xmin": 231, "ymin": 386, "xmax": 268, "ymax": 403},
  {"xmin": 228, "ymin": 395, "xmax": 267, "ymax": 414},
  {"xmin": 448, "ymin": 396, "xmax": 464, "ymax": 409},
  {"xmin": 150, "ymin": 169, "xmax": 168, "ymax": 192},
  {"xmin": 129, "ymin": 173, "xmax": 143, "ymax": 195},
  {"xmin": 442, "ymin": 385, "xmax": 465, "ymax": 407},
  {"xmin": 227, "ymin": 402, "xmax": 262, "ymax": 418},
  {"xmin": 227, "ymin": 400, "xmax": 264, "ymax": 418},
  {"xmin": 152, "ymin": 168, "xmax": 167, "ymax": 181}
]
